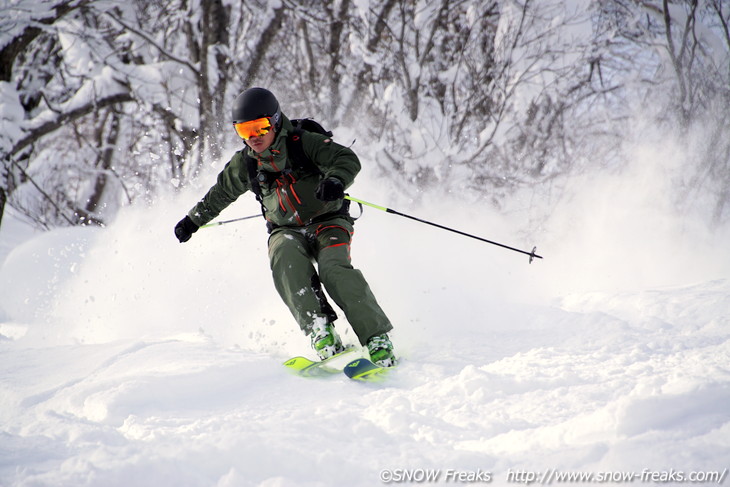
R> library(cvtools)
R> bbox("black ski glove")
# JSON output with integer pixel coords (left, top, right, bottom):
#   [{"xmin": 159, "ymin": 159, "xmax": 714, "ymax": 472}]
[
  {"xmin": 315, "ymin": 177, "xmax": 345, "ymax": 201},
  {"xmin": 174, "ymin": 215, "xmax": 199, "ymax": 243}
]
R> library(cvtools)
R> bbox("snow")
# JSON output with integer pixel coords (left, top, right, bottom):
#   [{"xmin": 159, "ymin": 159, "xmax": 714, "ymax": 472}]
[
  {"xmin": 2, "ymin": 0, "xmax": 729, "ymax": 482},
  {"xmin": 1, "ymin": 146, "xmax": 730, "ymax": 486}
]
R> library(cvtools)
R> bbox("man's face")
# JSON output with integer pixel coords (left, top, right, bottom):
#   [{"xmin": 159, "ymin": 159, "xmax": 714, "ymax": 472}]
[
  {"xmin": 233, "ymin": 117, "xmax": 276, "ymax": 153},
  {"xmin": 247, "ymin": 128, "xmax": 276, "ymax": 153}
]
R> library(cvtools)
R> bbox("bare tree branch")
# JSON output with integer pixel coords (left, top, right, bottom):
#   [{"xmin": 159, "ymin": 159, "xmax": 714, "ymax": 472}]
[
  {"xmin": 8, "ymin": 91, "xmax": 133, "ymax": 158},
  {"xmin": 99, "ymin": 10, "xmax": 201, "ymax": 76}
]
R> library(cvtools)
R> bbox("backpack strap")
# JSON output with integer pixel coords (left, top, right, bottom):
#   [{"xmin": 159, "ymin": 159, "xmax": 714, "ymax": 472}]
[
  {"xmin": 244, "ymin": 153, "xmax": 263, "ymax": 201},
  {"xmin": 286, "ymin": 124, "xmax": 323, "ymax": 176},
  {"xmin": 244, "ymin": 152, "xmax": 270, "ymax": 224}
]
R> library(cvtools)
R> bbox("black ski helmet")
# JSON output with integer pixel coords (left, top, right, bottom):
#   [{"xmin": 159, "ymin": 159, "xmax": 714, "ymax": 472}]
[{"xmin": 232, "ymin": 87, "xmax": 282, "ymax": 131}]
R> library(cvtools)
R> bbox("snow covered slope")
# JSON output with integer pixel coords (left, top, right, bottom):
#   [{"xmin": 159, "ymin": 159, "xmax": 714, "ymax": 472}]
[{"xmin": 1, "ymin": 163, "xmax": 729, "ymax": 486}]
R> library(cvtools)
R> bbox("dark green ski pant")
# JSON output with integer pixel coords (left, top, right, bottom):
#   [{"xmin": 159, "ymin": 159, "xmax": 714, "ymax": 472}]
[{"xmin": 267, "ymin": 216, "xmax": 392, "ymax": 345}]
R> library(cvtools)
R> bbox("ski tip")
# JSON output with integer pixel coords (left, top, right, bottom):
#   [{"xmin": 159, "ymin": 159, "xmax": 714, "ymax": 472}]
[
  {"xmin": 283, "ymin": 356, "xmax": 317, "ymax": 373},
  {"xmin": 283, "ymin": 356, "xmax": 311, "ymax": 366},
  {"xmin": 344, "ymin": 358, "xmax": 391, "ymax": 381}
]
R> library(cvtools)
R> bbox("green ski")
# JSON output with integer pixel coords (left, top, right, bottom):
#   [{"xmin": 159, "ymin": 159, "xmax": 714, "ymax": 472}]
[
  {"xmin": 343, "ymin": 358, "xmax": 392, "ymax": 382},
  {"xmin": 283, "ymin": 348, "xmax": 358, "ymax": 378}
]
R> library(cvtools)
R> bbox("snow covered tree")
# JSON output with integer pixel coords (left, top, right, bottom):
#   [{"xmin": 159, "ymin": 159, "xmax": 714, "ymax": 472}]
[
  {"xmin": 2, "ymin": 0, "xmax": 133, "ymax": 227},
  {"xmin": 592, "ymin": 0, "xmax": 730, "ymax": 224},
  {"xmin": 0, "ymin": 0, "xmax": 282, "ymax": 227},
  {"xmin": 335, "ymin": 0, "xmax": 612, "ymax": 205},
  {"xmin": 2, "ymin": 0, "xmax": 728, "ymax": 229}
]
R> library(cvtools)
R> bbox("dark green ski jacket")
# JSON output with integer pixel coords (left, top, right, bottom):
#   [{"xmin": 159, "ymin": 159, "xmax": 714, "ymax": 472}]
[{"xmin": 188, "ymin": 115, "xmax": 360, "ymax": 229}]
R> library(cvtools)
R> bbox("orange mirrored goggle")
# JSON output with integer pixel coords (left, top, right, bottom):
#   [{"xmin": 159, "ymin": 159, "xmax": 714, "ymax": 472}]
[{"xmin": 234, "ymin": 117, "xmax": 272, "ymax": 140}]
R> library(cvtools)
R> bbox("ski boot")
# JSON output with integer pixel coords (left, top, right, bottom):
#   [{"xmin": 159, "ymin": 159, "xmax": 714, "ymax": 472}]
[
  {"xmin": 367, "ymin": 333, "xmax": 396, "ymax": 367},
  {"xmin": 310, "ymin": 322, "xmax": 345, "ymax": 360}
]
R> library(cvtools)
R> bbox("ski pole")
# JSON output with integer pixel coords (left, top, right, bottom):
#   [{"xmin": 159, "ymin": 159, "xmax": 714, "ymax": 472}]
[
  {"xmin": 344, "ymin": 195, "xmax": 543, "ymax": 263},
  {"xmin": 200, "ymin": 214, "xmax": 260, "ymax": 228}
]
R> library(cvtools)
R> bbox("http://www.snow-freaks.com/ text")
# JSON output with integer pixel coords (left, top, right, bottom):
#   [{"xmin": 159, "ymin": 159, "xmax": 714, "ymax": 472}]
[{"xmin": 378, "ymin": 467, "xmax": 728, "ymax": 484}]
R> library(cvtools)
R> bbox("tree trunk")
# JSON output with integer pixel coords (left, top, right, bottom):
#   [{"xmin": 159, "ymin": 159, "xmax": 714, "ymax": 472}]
[
  {"xmin": 326, "ymin": 0, "xmax": 350, "ymax": 122},
  {"xmin": 83, "ymin": 109, "xmax": 121, "ymax": 221},
  {"xmin": 342, "ymin": 0, "xmax": 398, "ymax": 122},
  {"xmin": 0, "ymin": 186, "xmax": 6, "ymax": 229}
]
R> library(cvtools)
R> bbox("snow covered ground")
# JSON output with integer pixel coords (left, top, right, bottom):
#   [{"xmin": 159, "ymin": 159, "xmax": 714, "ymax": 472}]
[{"xmin": 1, "ymin": 145, "xmax": 729, "ymax": 486}]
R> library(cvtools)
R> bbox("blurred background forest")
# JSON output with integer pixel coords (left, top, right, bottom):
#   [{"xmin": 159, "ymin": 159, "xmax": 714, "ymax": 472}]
[{"xmin": 1, "ymin": 0, "xmax": 729, "ymax": 229}]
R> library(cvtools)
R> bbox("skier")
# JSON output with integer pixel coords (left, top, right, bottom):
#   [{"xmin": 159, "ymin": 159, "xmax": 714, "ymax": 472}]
[{"xmin": 174, "ymin": 87, "xmax": 396, "ymax": 367}]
